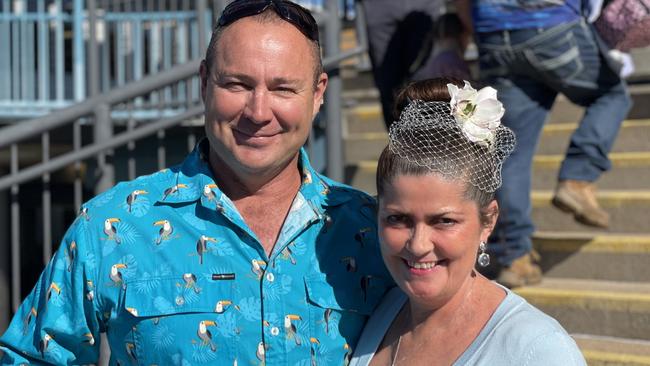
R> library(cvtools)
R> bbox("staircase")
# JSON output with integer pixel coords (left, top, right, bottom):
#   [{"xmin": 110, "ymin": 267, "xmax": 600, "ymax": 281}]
[{"xmin": 340, "ymin": 66, "xmax": 650, "ymax": 364}]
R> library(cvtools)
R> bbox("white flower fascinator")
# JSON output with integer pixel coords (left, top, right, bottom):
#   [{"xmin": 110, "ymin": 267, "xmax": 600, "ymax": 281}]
[
  {"xmin": 388, "ymin": 80, "xmax": 516, "ymax": 192},
  {"xmin": 448, "ymin": 81, "xmax": 505, "ymax": 147}
]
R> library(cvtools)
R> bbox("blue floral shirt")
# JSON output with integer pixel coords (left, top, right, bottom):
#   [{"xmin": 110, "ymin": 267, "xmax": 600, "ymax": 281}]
[{"xmin": 0, "ymin": 140, "xmax": 392, "ymax": 366}]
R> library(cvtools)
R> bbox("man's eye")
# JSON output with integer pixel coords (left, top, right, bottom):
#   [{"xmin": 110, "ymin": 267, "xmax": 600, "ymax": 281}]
[
  {"xmin": 223, "ymin": 82, "xmax": 248, "ymax": 90},
  {"xmin": 274, "ymin": 86, "xmax": 296, "ymax": 94},
  {"xmin": 437, "ymin": 218, "xmax": 457, "ymax": 226}
]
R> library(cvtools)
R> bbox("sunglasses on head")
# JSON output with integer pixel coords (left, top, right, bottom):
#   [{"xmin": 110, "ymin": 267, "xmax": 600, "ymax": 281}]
[{"xmin": 217, "ymin": 0, "xmax": 319, "ymax": 43}]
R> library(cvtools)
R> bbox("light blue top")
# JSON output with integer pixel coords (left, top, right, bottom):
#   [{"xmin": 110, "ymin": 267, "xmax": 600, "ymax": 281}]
[
  {"xmin": 0, "ymin": 139, "xmax": 392, "ymax": 366},
  {"xmin": 350, "ymin": 286, "xmax": 587, "ymax": 366}
]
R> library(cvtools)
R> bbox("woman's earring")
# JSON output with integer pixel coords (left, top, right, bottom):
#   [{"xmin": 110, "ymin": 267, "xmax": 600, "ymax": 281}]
[{"xmin": 477, "ymin": 241, "xmax": 490, "ymax": 267}]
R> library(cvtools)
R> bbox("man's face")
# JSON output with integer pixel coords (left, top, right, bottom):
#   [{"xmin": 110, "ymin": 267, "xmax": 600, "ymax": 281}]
[{"xmin": 200, "ymin": 17, "xmax": 327, "ymax": 178}]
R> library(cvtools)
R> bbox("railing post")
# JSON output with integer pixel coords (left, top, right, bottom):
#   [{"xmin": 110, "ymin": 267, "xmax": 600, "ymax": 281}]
[
  {"xmin": 0, "ymin": 168, "xmax": 9, "ymax": 333},
  {"xmin": 73, "ymin": 0, "xmax": 86, "ymax": 102},
  {"xmin": 324, "ymin": 0, "xmax": 343, "ymax": 181},
  {"xmin": 88, "ymin": 0, "xmax": 99, "ymax": 97},
  {"xmin": 94, "ymin": 103, "xmax": 114, "ymax": 194},
  {"xmin": 353, "ymin": 1, "xmax": 371, "ymax": 71},
  {"xmin": 10, "ymin": 144, "xmax": 20, "ymax": 313},
  {"xmin": 197, "ymin": 0, "xmax": 208, "ymax": 52},
  {"xmin": 214, "ymin": 0, "xmax": 228, "ymax": 20}
]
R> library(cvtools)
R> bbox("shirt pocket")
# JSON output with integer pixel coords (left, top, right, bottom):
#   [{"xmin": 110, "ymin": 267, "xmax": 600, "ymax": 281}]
[
  {"xmin": 304, "ymin": 273, "xmax": 387, "ymax": 357},
  {"xmin": 120, "ymin": 276, "xmax": 238, "ymax": 365}
]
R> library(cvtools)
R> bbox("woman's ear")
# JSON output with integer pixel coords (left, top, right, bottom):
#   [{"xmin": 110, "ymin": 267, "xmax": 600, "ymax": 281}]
[{"xmin": 481, "ymin": 200, "xmax": 499, "ymax": 242}]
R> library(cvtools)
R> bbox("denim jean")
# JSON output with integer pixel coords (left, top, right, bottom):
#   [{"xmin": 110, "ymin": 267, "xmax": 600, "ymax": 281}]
[{"xmin": 477, "ymin": 19, "xmax": 632, "ymax": 266}]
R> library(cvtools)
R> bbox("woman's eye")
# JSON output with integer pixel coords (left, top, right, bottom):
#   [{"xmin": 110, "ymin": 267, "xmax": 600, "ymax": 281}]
[{"xmin": 385, "ymin": 215, "xmax": 405, "ymax": 225}]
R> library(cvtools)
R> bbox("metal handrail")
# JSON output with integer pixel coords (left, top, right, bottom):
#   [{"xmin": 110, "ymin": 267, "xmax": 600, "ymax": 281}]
[
  {"xmin": 0, "ymin": 60, "xmax": 202, "ymax": 149},
  {"xmin": 0, "ymin": 106, "xmax": 204, "ymax": 192},
  {"xmin": 0, "ymin": 46, "xmax": 368, "ymax": 191}
]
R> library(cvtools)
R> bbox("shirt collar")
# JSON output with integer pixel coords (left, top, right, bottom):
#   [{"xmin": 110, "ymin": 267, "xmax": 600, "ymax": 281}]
[
  {"xmin": 156, "ymin": 138, "xmax": 354, "ymax": 209},
  {"xmin": 154, "ymin": 139, "xmax": 213, "ymax": 204}
]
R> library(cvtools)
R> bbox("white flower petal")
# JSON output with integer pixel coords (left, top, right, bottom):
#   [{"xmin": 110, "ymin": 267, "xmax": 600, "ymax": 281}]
[
  {"xmin": 473, "ymin": 100, "xmax": 504, "ymax": 123},
  {"xmin": 458, "ymin": 89, "xmax": 476, "ymax": 102},
  {"xmin": 462, "ymin": 123, "xmax": 494, "ymax": 145},
  {"xmin": 475, "ymin": 86, "xmax": 498, "ymax": 103},
  {"xmin": 447, "ymin": 84, "xmax": 458, "ymax": 106}
]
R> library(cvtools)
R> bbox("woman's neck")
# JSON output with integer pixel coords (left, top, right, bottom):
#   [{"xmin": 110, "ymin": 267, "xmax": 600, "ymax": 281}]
[{"xmin": 406, "ymin": 272, "xmax": 477, "ymax": 335}]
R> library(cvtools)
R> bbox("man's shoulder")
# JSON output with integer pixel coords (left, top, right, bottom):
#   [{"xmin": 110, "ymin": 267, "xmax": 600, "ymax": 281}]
[
  {"xmin": 318, "ymin": 174, "xmax": 377, "ymax": 206},
  {"xmin": 80, "ymin": 165, "xmax": 180, "ymax": 219}
]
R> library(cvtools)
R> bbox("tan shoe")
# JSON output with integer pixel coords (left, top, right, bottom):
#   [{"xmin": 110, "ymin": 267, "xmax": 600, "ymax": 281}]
[
  {"xmin": 495, "ymin": 253, "xmax": 543, "ymax": 289},
  {"xmin": 552, "ymin": 180, "xmax": 610, "ymax": 228}
]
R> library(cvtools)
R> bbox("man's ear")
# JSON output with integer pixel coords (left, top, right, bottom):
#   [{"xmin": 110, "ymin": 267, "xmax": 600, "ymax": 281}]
[
  {"xmin": 199, "ymin": 60, "xmax": 209, "ymax": 103},
  {"xmin": 312, "ymin": 72, "xmax": 328, "ymax": 117}
]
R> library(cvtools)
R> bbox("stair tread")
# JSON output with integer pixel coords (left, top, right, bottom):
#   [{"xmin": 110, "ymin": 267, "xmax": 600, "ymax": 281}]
[
  {"xmin": 516, "ymin": 277, "xmax": 650, "ymax": 297},
  {"xmin": 574, "ymin": 334, "xmax": 650, "ymax": 357},
  {"xmin": 533, "ymin": 232, "xmax": 650, "ymax": 254},
  {"xmin": 535, "ymin": 231, "xmax": 650, "ymax": 239},
  {"xmin": 345, "ymin": 116, "xmax": 650, "ymax": 135},
  {"xmin": 351, "ymin": 158, "xmax": 650, "ymax": 171}
]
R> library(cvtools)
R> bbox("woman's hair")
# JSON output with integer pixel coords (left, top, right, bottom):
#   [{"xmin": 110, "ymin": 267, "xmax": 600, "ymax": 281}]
[{"xmin": 378, "ymin": 78, "xmax": 496, "ymax": 225}]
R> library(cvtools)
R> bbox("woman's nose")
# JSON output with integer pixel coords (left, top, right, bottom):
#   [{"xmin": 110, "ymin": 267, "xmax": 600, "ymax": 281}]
[{"xmin": 406, "ymin": 225, "xmax": 433, "ymax": 256}]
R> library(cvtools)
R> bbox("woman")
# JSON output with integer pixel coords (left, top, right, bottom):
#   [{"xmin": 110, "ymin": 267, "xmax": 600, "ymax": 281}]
[{"xmin": 350, "ymin": 78, "xmax": 586, "ymax": 365}]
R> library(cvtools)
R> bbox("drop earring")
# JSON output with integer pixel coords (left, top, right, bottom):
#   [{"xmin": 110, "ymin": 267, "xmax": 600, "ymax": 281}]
[{"xmin": 477, "ymin": 241, "xmax": 490, "ymax": 267}]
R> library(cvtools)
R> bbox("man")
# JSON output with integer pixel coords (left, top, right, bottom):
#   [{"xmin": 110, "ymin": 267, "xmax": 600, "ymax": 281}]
[
  {"xmin": 457, "ymin": 0, "xmax": 632, "ymax": 287},
  {"xmin": 0, "ymin": 1, "xmax": 391, "ymax": 364}
]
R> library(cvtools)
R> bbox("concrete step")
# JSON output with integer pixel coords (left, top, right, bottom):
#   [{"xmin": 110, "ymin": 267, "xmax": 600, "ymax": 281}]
[
  {"xmin": 344, "ymin": 120, "xmax": 650, "ymax": 164},
  {"xmin": 534, "ymin": 232, "xmax": 650, "ymax": 282},
  {"xmin": 343, "ymin": 84, "xmax": 650, "ymax": 135},
  {"xmin": 573, "ymin": 334, "xmax": 650, "ymax": 366},
  {"xmin": 514, "ymin": 278, "xmax": 650, "ymax": 340},
  {"xmin": 346, "ymin": 157, "xmax": 650, "ymax": 194},
  {"xmin": 531, "ymin": 190, "xmax": 650, "ymax": 234},
  {"xmin": 530, "ymin": 152, "xmax": 650, "ymax": 190},
  {"xmin": 535, "ymin": 120, "xmax": 650, "ymax": 155}
]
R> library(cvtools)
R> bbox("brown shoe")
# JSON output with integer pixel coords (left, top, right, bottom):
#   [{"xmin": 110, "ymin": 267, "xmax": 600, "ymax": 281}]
[
  {"xmin": 552, "ymin": 180, "xmax": 610, "ymax": 228},
  {"xmin": 495, "ymin": 253, "xmax": 543, "ymax": 289}
]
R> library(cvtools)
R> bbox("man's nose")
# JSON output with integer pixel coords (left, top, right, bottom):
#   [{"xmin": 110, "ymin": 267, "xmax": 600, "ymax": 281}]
[{"xmin": 244, "ymin": 90, "xmax": 273, "ymax": 124}]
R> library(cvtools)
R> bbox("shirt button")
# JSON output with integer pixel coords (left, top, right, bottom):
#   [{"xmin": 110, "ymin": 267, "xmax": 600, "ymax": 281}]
[
  {"xmin": 175, "ymin": 296, "xmax": 185, "ymax": 306},
  {"xmin": 266, "ymin": 272, "xmax": 275, "ymax": 282},
  {"xmin": 270, "ymin": 327, "xmax": 280, "ymax": 336}
]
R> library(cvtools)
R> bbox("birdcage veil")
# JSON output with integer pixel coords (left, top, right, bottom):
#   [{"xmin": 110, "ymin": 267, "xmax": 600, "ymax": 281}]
[{"xmin": 388, "ymin": 82, "xmax": 516, "ymax": 192}]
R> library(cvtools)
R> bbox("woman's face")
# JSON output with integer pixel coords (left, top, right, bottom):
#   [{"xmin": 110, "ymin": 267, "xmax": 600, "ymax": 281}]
[{"xmin": 378, "ymin": 173, "xmax": 495, "ymax": 307}]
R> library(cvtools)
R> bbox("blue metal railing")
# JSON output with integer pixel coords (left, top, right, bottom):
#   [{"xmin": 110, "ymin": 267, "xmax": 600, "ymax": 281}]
[
  {"xmin": 0, "ymin": 0, "xmax": 357, "ymax": 121},
  {"xmin": 0, "ymin": 0, "xmax": 211, "ymax": 120}
]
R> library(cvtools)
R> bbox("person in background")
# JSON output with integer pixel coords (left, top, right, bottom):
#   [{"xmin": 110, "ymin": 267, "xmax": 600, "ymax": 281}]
[
  {"xmin": 360, "ymin": 0, "xmax": 444, "ymax": 129},
  {"xmin": 0, "ymin": 1, "xmax": 391, "ymax": 364},
  {"xmin": 350, "ymin": 78, "xmax": 586, "ymax": 366},
  {"xmin": 457, "ymin": 0, "xmax": 632, "ymax": 287},
  {"xmin": 424, "ymin": 13, "xmax": 472, "ymax": 81}
]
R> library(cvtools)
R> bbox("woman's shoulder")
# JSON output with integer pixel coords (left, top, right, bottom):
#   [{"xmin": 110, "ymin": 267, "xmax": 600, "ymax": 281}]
[
  {"xmin": 478, "ymin": 288, "xmax": 587, "ymax": 365},
  {"xmin": 349, "ymin": 287, "xmax": 407, "ymax": 366}
]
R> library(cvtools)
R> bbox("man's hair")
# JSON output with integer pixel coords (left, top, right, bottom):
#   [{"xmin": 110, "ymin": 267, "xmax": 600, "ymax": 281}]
[
  {"xmin": 377, "ymin": 78, "xmax": 496, "ymax": 226},
  {"xmin": 203, "ymin": 9, "xmax": 323, "ymax": 89}
]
